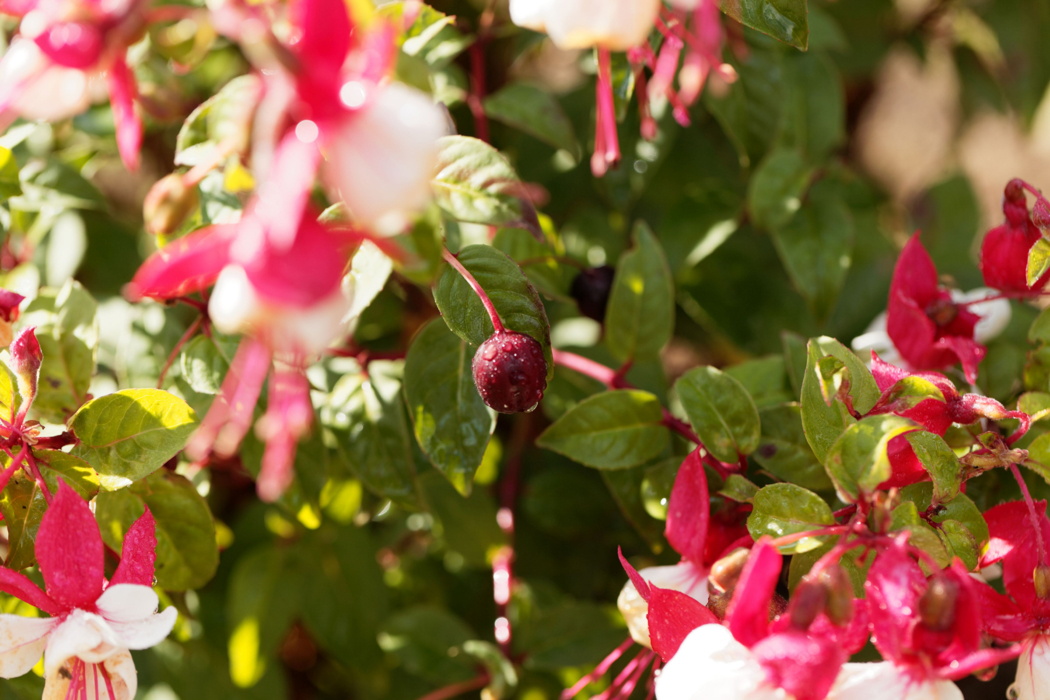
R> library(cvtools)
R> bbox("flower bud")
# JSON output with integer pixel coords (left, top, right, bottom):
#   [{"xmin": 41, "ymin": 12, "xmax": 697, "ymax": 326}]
[
  {"xmin": 919, "ymin": 575, "xmax": 959, "ymax": 632},
  {"xmin": 821, "ymin": 564, "xmax": 855, "ymax": 627},
  {"xmin": 570, "ymin": 265, "xmax": 615, "ymax": 322},
  {"xmin": 9, "ymin": 326, "xmax": 41, "ymax": 406},
  {"xmin": 1034, "ymin": 563, "xmax": 1050, "ymax": 600},
  {"xmin": 143, "ymin": 174, "xmax": 199, "ymax": 237},
  {"xmin": 708, "ymin": 547, "xmax": 749, "ymax": 594},
  {"xmin": 789, "ymin": 578, "xmax": 828, "ymax": 631}
]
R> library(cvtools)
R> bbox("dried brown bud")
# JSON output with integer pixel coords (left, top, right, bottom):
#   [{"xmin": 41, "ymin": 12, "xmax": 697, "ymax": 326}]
[
  {"xmin": 821, "ymin": 565, "xmax": 855, "ymax": 627},
  {"xmin": 709, "ymin": 548, "xmax": 750, "ymax": 594},
  {"xmin": 1034, "ymin": 563, "xmax": 1050, "ymax": 600},
  {"xmin": 789, "ymin": 579, "xmax": 828, "ymax": 631},
  {"xmin": 144, "ymin": 174, "xmax": 198, "ymax": 237},
  {"xmin": 919, "ymin": 576, "xmax": 959, "ymax": 632}
]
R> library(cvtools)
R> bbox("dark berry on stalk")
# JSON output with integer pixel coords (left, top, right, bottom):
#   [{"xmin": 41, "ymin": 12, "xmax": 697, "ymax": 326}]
[
  {"xmin": 571, "ymin": 265, "xmax": 616, "ymax": 322},
  {"xmin": 472, "ymin": 330, "xmax": 547, "ymax": 414}
]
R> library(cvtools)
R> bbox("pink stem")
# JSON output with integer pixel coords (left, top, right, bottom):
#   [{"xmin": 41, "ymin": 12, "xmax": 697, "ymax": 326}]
[
  {"xmin": 415, "ymin": 674, "xmax": 489, "ymax": 700},
  {"xmin": 442, "ymin": 248, "xmax": 504, "ymax": 334},
  {"xmin": 560, "ymin": 637, "xmax": 635, "ymax": 700},
  {"xmin": 1010, "ymin": 463, "xmax": 1048, "ymax": 566},
  {"xmin": 24, "ymin": 449, "xmax": 51, "ymax": 504},
  {"xmin": 0, "ymin": 446, "xmax": 28, "ymax": 495}
]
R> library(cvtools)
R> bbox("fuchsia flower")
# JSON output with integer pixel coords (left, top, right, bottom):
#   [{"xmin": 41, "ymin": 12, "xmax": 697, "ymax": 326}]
[
  {"xmin": 0, "ymin": 482, "xmax": 176, "ymax": 699},
  {"xmin": 980, "ymin": 179, "xmax": 1050, "ymax": 295},
  {"xmin": 886, "ymin": 234, "xmax": 986, "ymax": 383},
  {"xmin": 0, "ymin": 289, "xmax": 25, "ymax": 348},
  {"xmin": 0, "ymin": 0, "xmax": 148, "ymax": 170}
]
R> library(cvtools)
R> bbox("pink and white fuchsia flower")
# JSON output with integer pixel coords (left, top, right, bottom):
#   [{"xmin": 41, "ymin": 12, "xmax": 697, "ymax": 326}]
[
  {"xmin": 0, "ymin": 0, "xmax": 149, "ymax": 170},
  {"xmin": 0, "ymin": 482, "xmax": 176, "ymax": 699}
]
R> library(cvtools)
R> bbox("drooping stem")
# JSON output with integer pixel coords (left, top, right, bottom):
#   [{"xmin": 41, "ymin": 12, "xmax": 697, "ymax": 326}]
[
  {"xmin": 415, "ymin": 674, "xmax": 489, "ymax": 700},
  {"xmin": 442, "ymin": 248, "xmax": 504, "ymax": 334},
  {"xmin": 1010, "ymin": 463, "xmax": 1048, "ymax": 566}
]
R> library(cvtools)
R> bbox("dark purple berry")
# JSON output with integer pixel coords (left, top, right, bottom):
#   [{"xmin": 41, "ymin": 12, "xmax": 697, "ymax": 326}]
[
  {"xmin": 472, "ymin": 331, "xmax": 548, "ymax": 414},
  {"xmin": 570, "ymin": 265, "xmax": 616, "ymax": 322}
]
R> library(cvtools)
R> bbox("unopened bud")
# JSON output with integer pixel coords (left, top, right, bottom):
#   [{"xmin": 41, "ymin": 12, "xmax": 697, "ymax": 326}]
[
  {"xmin": 919, "ymin": 576, "xmax": 959, "ymax": 632},
  {"xmin": 821, "ymin": 565, "xmax": 855, "ymax": 627},
  {"xmin": 789, "ymin": 579, "xmax": 828, "ymax": 631},
  {"xmin": 709, "ymin": 548, "xmax": 750, "ymax": 594},
  {"xmin": 143, "ymin": 174, "xmax": 198, "ymax": 236},
  {"xmin": 8, "ymin": 327, "xmax": 41, "ymax": 407},
  {"xmin": 1034, "ymin": 563, "xmax": 1050, "ymax": 599}
]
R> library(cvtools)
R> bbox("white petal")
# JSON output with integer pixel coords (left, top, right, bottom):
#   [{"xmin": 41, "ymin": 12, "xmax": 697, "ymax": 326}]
[
  {"xmin": 655, "ymin": 624, "xmax": 780, "ymax": 700},
  {"xmin": 269, "ymin": 285, "xmax": 353, "ymax": 358},
  {"xmin": 107, "ymin": 607, "xmax": 177, "ymax": 651},
  {"xmin": 42, "ymin": 649, "xmax": 137, "ymax": 700},
  {"xmin": 96, "ymin": 585, "xmax": 159, "ymax": 624},
  {"xmin": 509, "ymin": 0, "xmax": 556, "ymax": 32},
  {"xmin": 543, "ymin": 0, "xmax": 661, "ymax": 51},
  {"xmin": 322, "ymin": 83, "xmax": 448, "ymax": 232},
  {"xmin": 44, "ymin": 611, "xmax": 120, "ymax": 680},
  {"xmin": 0, "ymin": 615, "xmax": 56, "ymax": 678},
  {"xmin": 828, "ymin": 662, "xmax": 963, "ymax": 700},
  {"xmin": 209, "ymin": 265, "xmax": 262, "ymax": 338},
  {"xmin": 1011, "ymin": 635, "xmax": 1050, "ymax": 700},
  {"xmin": 950, "ymin": 288, "xmax": 1011, "ymax": 344},
  {"xmin": 617, "ymin": 562, "xmax": 709, "ymax": 648}
]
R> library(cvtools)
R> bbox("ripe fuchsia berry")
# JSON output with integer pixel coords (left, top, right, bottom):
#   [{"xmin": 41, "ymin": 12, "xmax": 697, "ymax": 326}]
[
  {"xmin": 570, "ymin": 265, "xmax": 616, "ymax": 322},
  {"xmin": 472, "ymin": 330, "xmax": 548, "ymax": 414}
]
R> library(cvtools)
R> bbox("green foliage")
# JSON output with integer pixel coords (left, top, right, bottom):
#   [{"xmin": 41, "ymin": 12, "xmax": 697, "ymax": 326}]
[
  {"xmin": 675, "ymin": 366, "xmax": 760, "ymax": 463},
  {"xmin": 748, "ymin": 483, "xmax": 834, "ymax": 553}
]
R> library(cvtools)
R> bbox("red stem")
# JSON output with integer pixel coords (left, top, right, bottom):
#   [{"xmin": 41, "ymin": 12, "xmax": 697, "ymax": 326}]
[
  {"xmin": 24, "ymin": 448, "xmax": 51, "ymax": 503},
  {"xmin": 1010, "ymin": 463, "xmax": 1048, "ymax": 566},
  {"xmin": 415, "ymin": 674, "xmax": 489, "ymax": 700},
  {"xmin": 467, "ymin": 41, "xmax": 490, "ymax": 143},
  {"xmin": 442, "ymin": 248, "xmax": 504, "ymax": 334},
  {"xmin": 0, "ymin": 446, "xmax": 28, "ymax": 494},
  {"xmin": 158, "ymin": 316, "xmax": 203, "ymax": 389}
]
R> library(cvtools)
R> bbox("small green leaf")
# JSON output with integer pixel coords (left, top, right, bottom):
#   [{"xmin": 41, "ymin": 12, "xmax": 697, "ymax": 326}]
[
  {"xmin": 889, "ymin": 501, "xmax": 949, "ymax": 569},
  {"xmin": 1030, "ymin": 306, "xmax": 1050, "ymax": 344},
  {"xmin": 825, "ymin": 415, "xmax": 915, "ymax": 502},
  {"xmin": 779, "ymin": 54, "xmax": 845, "ymax": 161},
  {"xmin": 483, "ymin": 83, "xmax": 577, "ymax": 153},
  {"xmin": 676, "ymin": 366, "xmax": 761, "ymax": 463},
  {"xmin": 95, "ymin": 470, "xmax": 218, "ymax": 590},
  {"xmin": 175, "ymin": 75, "xmax": 259, "ymax": 167},
  {"xmin": 725, "ymin": 356, "xmax": 793, "ymax": 409},
  {"xmin": 899, "ymin": 483, "xmax": 989, "ymax": 547},
  {"xmin": 0, "ymin": 450, "xmax": 98, "ymax": 569},
  {"xmin": 1019, "ymin": 392, "xmax": 1050, "ymax": 423},
  {"xmin": 536, "ymin": 390, "xmax": 669, "ymax": 469},
  {"xmin": 71, "ymin": 388, "xmax": 199, "ymax": 490},
  {"xmin": 748, "ymin": 148, "xmax": 813, "ymax": 231},
  {"xmin": 905, "ymin": 431, "xmax": 962, "ymax": 505},
  {"xmin": 718, "ymin": 474, "xmax": 760, "ymax": 503},
  {"xmin": 345, "ymin": 241, "xmax": 394, "ymax": 322},
  {"xmin": 747, "ymin": 483, "xmax": 834, "ymax": 554},
  {"xmin": 605, "ymin": 223, "xmax": 675, "ymax": 363},
  {"xmin": 1029, "ymin": 238, "xmax": 1050, "ymax": 288},
  {"xmin": 493, "ymin": 226, "xmax": 571, "ymax": 300},
  {"xmin": 937, "ymin": 519, "xmax": 979, "ymax": 571},
  {"xmin": 719, "ymin": 0, "xmax": 809, "ymax": 49},
  {"xmin": 179, "ymin": 333, "xmax": 237, "ymax": 395},
  {"xmin": 434, "ymin": 244, "xmax": 553, "ymax": 380},
  {"xmin": 432, "ymin": 136, "xmax": 540, "ymax": 236},
  {"xmin": 404, "ymin": 319, "xmax": 496, "ymax": 495},
  {"xmin": 754, "ymin": 403, "xmax": 833, "ymax": 491},
  {"xmin": 0, "ymin": 147, "xmax": 20, "ymax": 200}
]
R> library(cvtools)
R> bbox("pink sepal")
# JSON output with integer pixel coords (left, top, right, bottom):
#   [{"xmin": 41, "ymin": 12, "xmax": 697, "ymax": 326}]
[
  {"xmin": 976, "ymin": 584, "xmax": 1032, "ymax": 643},
  {"xmin": 751, "ymin": 630, "xmax": 846, "ymax": 700},
  {"xmin": 109, "ymin": 506, "xmax": 156, "ymax": 587},
  {"xmin": 617, "ymin": 547, "xmax": 651, "ymax": 602},
  {"xmin": 289, "ymin": 0, "xmax": 352, "ymax": 84},
  {"xmin": 35, "ymin": 481, "xmax": 104, "ymax": 612},
  {"xmin": 726, "ymin": 538, "xmax": 781, "ymax": 649},
  {"xmin": 34, "ymin": 21, "xmax": 103, "ymax": 69},
  {"xmin": 982, "ymin": 500, "xmax": 1050, "ymax": 612},
  {"xmin": 0, "ymin": 567, "xmax": 62, "ymax": 616},
  {"xmin": 108, "ymin": 53, "xmax": 142, "ymax": 172},
  {"xmin": 665, "ymin": 448, "xmax": 709, "ymax": 565},
  {"xmin": 246, "ymin": 132, "xmax": 322, "ymax": 252},
  {"xmin": 128, "ymin": 225, "xmax": 236, "ymax": 301},
  {"xmin": 647, "ymin": 586, "xmax": 718, "ymax": 662},
  {"xmin": 863, "ymin": 543, "xmax": 925, "ymax": 664},
  {"xmin": 936, "ymin": 645, "xmax": 1022, "ymax": 681}
]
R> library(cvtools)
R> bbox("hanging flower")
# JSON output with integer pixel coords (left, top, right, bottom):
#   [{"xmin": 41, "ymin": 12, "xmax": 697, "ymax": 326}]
[
  {"xmin": 980, "ymin": 178, "xmax": 1050, "ymax": 295},
  {"xmin": 0, "ymin": 0, "xmax": 150, "ymax": 169},
  {"xmin": 0, "ymin": 482, "xmax": 176, "ymax": 699}
]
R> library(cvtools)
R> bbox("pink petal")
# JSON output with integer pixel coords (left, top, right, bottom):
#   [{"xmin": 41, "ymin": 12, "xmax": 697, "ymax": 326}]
[
  {"xmin": 726, "ymin": 538, "xmax": 782, "ymax": 648},
  {"xmin": 665, "ymin": 448, "xmax": 709, "ymax": 564},
  {"xmin": 982, "ymin": 500, "xmax": 1050, "ymax": 609},
  {"xmin": 247, "ymin": 132, "xmax": 322, "ymax": 252},
  {"xmin": 127, "ymin": 225, "xmax": 236, "ymax": 301},
  {"xmin": 880, "ymin": 432, "xmax": 929, "ymax": 490},
  {"xmin": 863, "ymin": 543, "xmax": 925, "ymax": 664},
  {"xmin": 935, "ymin": 645, "xmax": 1022, "ymax": 681},
  {"xmin": 256, "ymin": 370, "xmax": 311, "ymax": 501},
  {"xmin": 647, "ymin": 587, "xmax": 718, "ymax": 662},
  {"xmin": 890, "ymin": 233, "xmax": 941, "ymax": 309},
  {"xmin": 0, "ymin": 289, "xmax": 25, "ymax": 322},
  {"xmin": 33, "ymin": 21, "xmax": 103, "ymax": 69},
  {"xmin": 35, "ymin": 481, "xmax": 104, "ymax": 612},
  {"xmin": 107, "ymin": 54, "xmax": 141, "ymax": 172},
  {"xmin": 109, "ymin": 507, "xmax": 156, "ymax": 587},
  {"xmin": 0, "ymin": 568, "xmax": 61, "ymax": 616},
  {"xmin": 936, "ymin": 335, "xmax": 986, "ymax": 385},
  {"xmin": 289, "ymin": 0, "xmax": 352, "ymax": 82},
  {"xmin": 752, "ymin": 630, "xmax": 846, "ymax": 700}
]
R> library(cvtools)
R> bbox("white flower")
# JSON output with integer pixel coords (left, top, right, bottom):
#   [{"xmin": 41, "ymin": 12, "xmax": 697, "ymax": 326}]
[
  {"xmin": 508, "ymin": 0, "xmax": 662, "ymax": 52},
  {"xmin": 828, "ymin": 662, "xmax": 962, "ymax": 700},
  {"xmin": 618, "ymin": 561, "xmax": 709, "ymax": 648},
  {"xmin": 509, "ymin": 0, "xmax": 557, "ymax": 32},
  {"xmin": 1010, "ymin": 634, "xmax": 1050, "ymax": 700},
  {"xmin": 655, "ymin": 624, "xmax": 783, "ymax": 700},
  {"xmin": 0, "ymin": 39, "xmax": 99, "ymax": 123}
]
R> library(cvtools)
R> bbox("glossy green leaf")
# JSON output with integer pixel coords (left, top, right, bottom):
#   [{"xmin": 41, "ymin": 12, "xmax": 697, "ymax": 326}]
[
  {"xmin": 179, "ymin": 333, "xmax": 237, "ymax": 395},
  {"xmin": 889, "ymin": 501, "xmax": 949, "ymax": 569},
  {"xmin": 899, "ymin": 483, "xmax": 989, "ymax": 547},
  {"xmin": 404, "ymin": 319, "xmax": 496, "ymax": 495},
  {"xmin": 493, "ymin": 226, "xmax": 571, "ymax": 300},
  {"xmin": 0, "ymin": 450, "xmax": 98, "ymax": 569},
  {"xmin": 601, "ymin": 465, "xmax": 666, "ymax": 551},
  {"xmin": 748, "ymin": 483, "xmax": 834, "ymax": 553},
  {"xmin": 483, "ymin": 83, "xmax": 577, "ymax": 153},
  {"xmin": 718, "ymin": 474, "xmax": 760, "ymax": 503},
  {"xmin": 748, "ymin": 148, "xmax": 813, "ymax": 231},
  {"xmin": 824, "ymin": 415, "xmax": 915, "ymax": 502},
  {"xmin": 175, "ymin": 75, "xmax": 258, "ymax": 167},
  {"xmin": 432, "ymin": 136, "xmax": 540, "ymax": 236},
  {"xmin": 434, "ymin": 244, "xmax": 553, "ymax": 380},
  {"xmin": 1029, "ymin": 238, "xmax": 1050, "ymax": 288},
  {"xmin": 71, "ymin": 388, "xmax": 199, "ymax": 490},
  {"xmin": 536, "ymin": 390, "xmax": 669, "ymax": 469},
  {"xmin": 754, "ymin": 403, "xmax": 832, "ymax": 491},
  {"xmin": 1030, "ymin": 306, "xmax": 1050, "ymax": 344},
  {"xmin": 345, "ymin": 240, "xmax": 394, "ymax": 322},
  {"xmin": 937, "ymin": 519, "xmax": 979, "ymax": 571},
  {"xmin": 95, "ymin": 470, "xmax": 218, "ymax": 590},
  {"xmin": 676, "ymin": 366, "xmax": 760, "ymax": 463},
  {"xmin": 725, "ymin": 356, "xmax": 793, "ymax": 409},
  {"xmin": 719, "ymin": 0, "xmax": 809, "ymax": 49},
  {"xmin": 605, "ymin": 223, "xmax": 675, "ymax": 362},
  {"xmin": 905, "ymin": 431, "xmax": 963, "ymax": 505}
]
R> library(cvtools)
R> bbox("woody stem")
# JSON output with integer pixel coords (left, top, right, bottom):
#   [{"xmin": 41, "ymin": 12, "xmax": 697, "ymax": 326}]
[{"xmin": 442, "ymin": 248, "xmax": 504, "ymax": 334}]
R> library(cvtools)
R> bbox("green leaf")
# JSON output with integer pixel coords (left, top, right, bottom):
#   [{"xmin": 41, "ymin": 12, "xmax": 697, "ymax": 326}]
[
  {"xmin": 719, "ymin": 0, "xmax": 809, "ymax": 49},
  {"xmin": 515, "ymin": 601, "xmax": 625, "ymax": 670},
  {"xmin": 748, "ymin": 148, "xmax": 813, "ymax": 231},
  {"xmin": 799, "ymin": 337, "xmax": 880, "ymax": 463},
  {"xmin": 493, "ymin": 226, "xmax": 571, "ymax": 300},
  {"xmin": 1019, "ymin": 392, "xmax": 1050, "ymax": 423},
  {"xmin": 180, "ymin": 333, "xmax": 238, "ymax": 395},
  {"xmin": 748, "ymin": 483, "xmax": 834, "ymax": 553},
  {"xmin": 782, "ymin": 331, "xmax": 808, "ymax": 399},
  {"xmin": 320, "ymin": 361, "xmax": 419, "ymax": 505},
  {"xmin": 483, "ymin": 83, "xmax": 577, "ymax": 153},
  {"xmin": 434, "ymin": 244, "xmax": 553, "ymax": 380},
  {"xmin": 898, "ymin": 483, "xmax": 989, "ymax": 547},
  {"xmin": 404, "ymin": 319, "xmax": 496, "ymax": 495},
  {"xmin": 536, "ymin": 390, "xmax": 669, "ymax": 469},
  {"xmin": 432, "ymin": 136, "xmax": 540, "ymax": 236},
  {"xmin": 0, "ymin": 147, "xmax": 20, "ymax": 200},
  {"xmin": 937, "ymin": 519, "xmax": 979, "ymax": 571},
  {"xmin": 379, "ymin": 607, "xmax": 477, "ymax": 685},
  {"xmin": 779, "ymin": 54, "xmax": 845, "ymax": 161},
  {"xmin": 718, "ymin": 474, "xmax": 760, "ymax": 503},
  {"xmin": 754, "ymin": 403, "xmax": 833, "ymax": 491},
  {"xmin": 71, "ymin": 389, "xmax": 199, "ymax": 490},
  {"xmin": 1029, "ymin": 238, "xmax": 1050, "ymax": 288},
  {"xmin": 0, "ymin": 450, "xmax": 98, "ymax": 569},
  {"xmin": 601, "ymin": 465, "xmax": 666, "ymax": 552},
  {"xmin": 825, "ymin": 415, "xmax": 915, "ymax": 502},
  {"xmin": 419, "ymin": 471, "xmax": 507, "ymax": 568},
  {"xmin": 770, "ymin": 181, "xmax": 854, "ymax": 320},
  {"xmin": 0, "ymin": 362, "xmax": 21, "ymax": 425},
  {"xmin": 175, "ymin": 75, "xmax": 258, "ymax": 167},
  {"xmin": 605, "ymin": 223, "xmax": 675, "ymax": 362},
  {"xmin": 1030, "ymin": 306, "xmax": 1050, "ymax": 344},
  {"xmin": 396, "ymin": 3, "xmax": 472, "ymax": 68},
  {"xmin": 675, "ymin": 366, "xmax": 761, "ymax": 463},
  {"xmin": 905, "ymin": 431, "xmax": 962, "ymax": 505},
  {"xmin": 889, "ymin": 501, "xmax": 949, "ymax": 569},
  {"xmin": 345, "ymin": 240, "xmax": 394, "ymax": 322},
  {"xmin": 95, "ymin": 470, "xmax": 218, "ymax": 590},
  {"xmin": 725, "ymin": 356, "xmax": 793, "ymax": 409}
]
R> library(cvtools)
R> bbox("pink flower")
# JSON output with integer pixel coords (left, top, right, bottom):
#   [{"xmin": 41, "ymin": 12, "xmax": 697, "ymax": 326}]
[
  {"xmin": 886, "ymin": 234, "xmax": 986, "ymax": 383},
  {"xmin": 980, "ymin": 179, "xmax": 1050, "ymax": 294},
  {"xmin": 0, "ymin": 482, "xmax": 176, "ymax": 699},
  {"xmin": 0, "ymin": 0, "xmax": 148, "ymax": 170}
]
